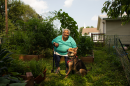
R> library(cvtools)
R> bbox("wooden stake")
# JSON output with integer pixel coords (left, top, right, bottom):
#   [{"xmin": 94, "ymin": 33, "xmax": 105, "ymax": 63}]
[{"xmin": 5, "ymin": 0, "xmax": 8, "ymax": 36}]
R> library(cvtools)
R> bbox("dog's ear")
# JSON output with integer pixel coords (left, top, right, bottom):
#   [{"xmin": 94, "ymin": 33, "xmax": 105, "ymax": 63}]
[{"xmin": 74, "ymin": 47, "xmax": 78, "ymax": 52}]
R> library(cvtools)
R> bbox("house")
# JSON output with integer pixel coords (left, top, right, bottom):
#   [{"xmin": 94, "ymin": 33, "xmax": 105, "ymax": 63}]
[
  {"xmin": 82, "ymin": 28, "xmax": 99, "ymax": 36},
  {"xmin": 97, "ymin": 14, "xmax": 130, "ymax": 45},
  {"xmin": 82, "ymin": 28, "xmax": 100, "ymax": 42}
]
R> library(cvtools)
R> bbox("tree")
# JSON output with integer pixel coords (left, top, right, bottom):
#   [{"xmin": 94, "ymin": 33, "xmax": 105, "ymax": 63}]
[
  {"xmin": 84, "ymin": 33, "xmax": 88, "ymax": 36},
  {"xmin": 101, "ymin": 0, "xmax": 130, "ymax": 25},
  {"xmin": 8, "ymin": 0, "xmax": 25, "ymax": 25},
  {"xmin": 86, "ymin": 26, "xmax": 94, "ymax": 28},
  {"xmin": 21, "ymin": 5, "xmax": 43, "ymax": 22},
  {"xmin": 90, "ymin": 26, "xmax": 94, "ymax": 28},
  {"xmin": 86, "ymin": 26, "xmax": 90, "ymax": 28},
  {"xmin": 51, "ymin": 9, "xmax": 79, "ymax": 42},
  {"xmin": 79, "ymin": 27, "xmax": 84, "ymax": 36}
]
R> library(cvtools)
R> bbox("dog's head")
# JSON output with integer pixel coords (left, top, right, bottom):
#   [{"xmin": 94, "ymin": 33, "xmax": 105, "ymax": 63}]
[{"xmin": 67, "ymin": 47, "xmax": 78, "ymax": 59}]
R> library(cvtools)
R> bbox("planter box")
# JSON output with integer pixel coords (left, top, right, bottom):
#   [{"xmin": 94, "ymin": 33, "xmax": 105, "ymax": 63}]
[
  {"xmin": 25, "ymin": 72, "xmax": 34, "ymax": 86},
  {"xmin": 19, "ymin": 72, "xmax": 34, "ymax": 86},
  {"xmin": 19, "ymin": 55, "xmax": 44, "ymax": 61},
  {"xmin": 34, "ymin": 69, "xmax": 47, "ymax": 84},
  {"xmin": 20, "ymin": 70, "xmax": 47, "ymax": 85},
  {"xmin": 60, "ymin": 56, "xmax": 65, "ymax": 61},
  {"xmin": 80, "ymin": 52, "xmax": 94, "ymax": 63}
]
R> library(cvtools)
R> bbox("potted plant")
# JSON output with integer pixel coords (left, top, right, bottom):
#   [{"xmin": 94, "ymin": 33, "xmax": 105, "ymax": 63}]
[{"xmin": 77, "ymin": 36, "xmax": 94, "ymax": 63}]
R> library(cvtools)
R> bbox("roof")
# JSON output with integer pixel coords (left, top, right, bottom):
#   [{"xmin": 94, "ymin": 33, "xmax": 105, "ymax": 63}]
[
  {"xmin": 97, "ymin": 13, "xmax": 127, "ymax": 30},
  {"xmin": 98, "ymin": 13, "xmax": 127, "ymax": 20},
  {"xmin": 82, "ymin": 28, "xmax": 99, "ymax": 35}
]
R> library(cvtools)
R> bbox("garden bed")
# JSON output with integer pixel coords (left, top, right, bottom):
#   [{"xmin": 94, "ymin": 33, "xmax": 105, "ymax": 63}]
[
  {"xmin": 10, "ymin": 50, "xmax": 129, "ymax": 86},
  {"xmin": 19, "ymin": 55, "xmax": 44, "ymax": 61},
  {"xmin": 80, "ymin": 52, "xmax": 94, "ymax": 63}
]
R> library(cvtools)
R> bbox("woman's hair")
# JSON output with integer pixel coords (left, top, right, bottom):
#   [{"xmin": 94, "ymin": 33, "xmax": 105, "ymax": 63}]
[{"xmin": 62, "ymin": 29, "xmax": 70, "ymax": 35}]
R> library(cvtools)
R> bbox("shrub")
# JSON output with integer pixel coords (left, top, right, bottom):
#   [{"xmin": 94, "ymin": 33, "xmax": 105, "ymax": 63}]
[
  {"xmin": 2, "ymin": 18, "xmax": 59, "ymax": 55},
  {"xmin": 29, "ymin": 59, "xmax": 46, "ymax": 78},
  {"xmin": 77, "ymin": 36, "xmax": 94, "ymax": 56},
  {"xmin": 0, "ymin": 44, "xmax": 26, "ymax": 86}
]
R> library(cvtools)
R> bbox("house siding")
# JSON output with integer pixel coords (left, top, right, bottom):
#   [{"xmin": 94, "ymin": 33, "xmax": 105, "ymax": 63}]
[
  {"xmin": 99, "ymin": 19, "xmax": 106, "ymax": 33},
  {"xmin": 106, "ymin": 20, "xmax": 130, "ymax": 44}
]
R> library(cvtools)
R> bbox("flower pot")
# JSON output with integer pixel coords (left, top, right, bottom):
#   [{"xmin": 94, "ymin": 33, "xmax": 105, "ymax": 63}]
[
  {"xmin": 80, "ymin": 52, "xmax": 94, "ymax": 63},
  {"xmin": 34, "ymin": 69, "xmax": 47, "ymax": 84},
  {"xmin": 19, "ymin": 55, "xmax": 44, "ymax": 61}
]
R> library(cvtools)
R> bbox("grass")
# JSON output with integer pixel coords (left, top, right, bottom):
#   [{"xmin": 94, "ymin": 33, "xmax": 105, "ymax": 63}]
[
  {"xmin": 11, "ymin": 48, "xmax": 129, "ymax": 86},
  {"xmin": 38, "ymin": 49, "xmax": 128, "ymax": 86}
]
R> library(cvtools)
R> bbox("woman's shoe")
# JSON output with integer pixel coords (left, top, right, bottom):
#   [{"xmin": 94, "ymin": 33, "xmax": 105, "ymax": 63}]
[{"xmin": 55, "ymin": 69, "xmax": 60, "ymax": 74}]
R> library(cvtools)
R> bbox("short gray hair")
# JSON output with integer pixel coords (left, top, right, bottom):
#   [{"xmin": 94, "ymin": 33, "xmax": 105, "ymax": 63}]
[{"xmin": 62, "ymin": 29, "xmax": 70, "ymax": 35}]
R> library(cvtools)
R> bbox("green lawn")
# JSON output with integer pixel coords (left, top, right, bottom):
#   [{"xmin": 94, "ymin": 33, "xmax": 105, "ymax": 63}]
[{"xmin": 38, "ymin": 49, "xmax": 128, "ymax": 86}]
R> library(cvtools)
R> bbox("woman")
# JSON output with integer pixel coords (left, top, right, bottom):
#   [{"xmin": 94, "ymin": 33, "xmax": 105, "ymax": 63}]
[{"xmin": 52, "ymin": 29, "xmax": 77, "ymax": 74}]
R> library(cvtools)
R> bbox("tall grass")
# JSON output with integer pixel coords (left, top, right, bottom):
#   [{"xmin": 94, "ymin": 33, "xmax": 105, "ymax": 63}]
[
  {"xmin": 10, "ymin": 48, "xmax": 128, "ymax": 86},
  {"xmin": 40, "ymin": 49, "xmax": 128, "ymax": 86}
]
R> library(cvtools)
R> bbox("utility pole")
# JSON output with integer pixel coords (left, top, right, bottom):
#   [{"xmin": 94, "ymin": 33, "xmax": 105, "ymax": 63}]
[{"xmin": 5, "ymin": 0, "xmax": 8, "ymax": 36}]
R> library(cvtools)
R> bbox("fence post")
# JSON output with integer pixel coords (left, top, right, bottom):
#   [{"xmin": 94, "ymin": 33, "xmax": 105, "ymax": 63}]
[
  {"xmin": 91, "ymin": 33, "xmax": 93, "ymax": 42},
  {"xmin": 119, "ymin": 39, "xmax": 130, "ymax": 61},
  {"xmin": 114, "ymin": 35, "xmax": 115, "ymax": 46},
  {"xmin": 109, "ymin": 38, "xmax": 111, "ymax": 53}
]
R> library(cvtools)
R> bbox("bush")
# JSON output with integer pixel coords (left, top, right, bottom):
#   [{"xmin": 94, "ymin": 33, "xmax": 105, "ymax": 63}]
[
  {"xmin": 0, "ymin": 44, "xmax": 26, "ymax": 86},
  {"xmin": 29, "ymin": 59, "xmax": 46, "ymax": 78},
  {"xmin": 77, "ymin": 36, "xmax": 94, "ymax": 56},
  {"xmin": 2, "ymin": 18, "xmax": 59, "ymax": 55},
  {"xmin": 40, "ymin": 48, "xmax": 53, "ymax": 58}
]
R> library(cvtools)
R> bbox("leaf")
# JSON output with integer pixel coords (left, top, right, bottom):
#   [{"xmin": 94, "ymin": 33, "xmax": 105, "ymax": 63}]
[
  {"xmin": 5, "ymin": 52, "xmax": 13, "ymax": 58},
  {"xmin": 0, "ymin": 67, "xmax": 8, "ymax": 72},
  {"xmin": 0, "ymin": 83, "xmax": 7, "ymax": 86},
  {"xmin": 0, "ymin": 51, "xmax": 9, "ymax": 60},
  {"xmin": 2, "ymin": 57, "xmax": 13, "ymax": 62},
  {"xmin": 0, "ymin": 77, "xmax": 10, "ymax": 84},
  {"xmin": 0, "ymin": 44, "xmax": 1, "ymax": 51},
  {"xmin": 0, "ymin": 61, "xmax": 4, "ymax": 66},
  {"xmin": 9, "ymin": 83, "xmax": 27, "ymax": 86},
  {"xmin": 0, "ymin": 49, "xmax": 6, "ymax": 55},
  {"xmin": 10, "ymin": 72, "xmax": 21, "ymax": 76}
]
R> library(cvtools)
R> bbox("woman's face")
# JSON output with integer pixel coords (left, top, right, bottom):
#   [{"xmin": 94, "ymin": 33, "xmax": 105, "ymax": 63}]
[{"xmin": 63, "ymin": 30, "xmax": 69, "ymax": 39}]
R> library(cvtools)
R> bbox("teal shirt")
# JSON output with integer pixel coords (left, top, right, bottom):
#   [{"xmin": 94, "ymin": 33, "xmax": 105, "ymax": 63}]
[{"xmin": 52, "ymin": 35, "xmax": 77, "ymax": 55}]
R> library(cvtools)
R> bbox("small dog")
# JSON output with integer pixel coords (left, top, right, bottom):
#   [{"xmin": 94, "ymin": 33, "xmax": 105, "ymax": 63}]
[{"xmin": 66, "ymin": 47, "xmax": 91, "ymax": 78}]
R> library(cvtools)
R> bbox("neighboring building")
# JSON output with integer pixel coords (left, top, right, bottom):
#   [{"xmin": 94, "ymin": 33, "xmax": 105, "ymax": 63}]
[
  {"xmin": 97, "ymin": 14, "xmax": 130, "ymax": 45},
  {"xmin": 82, "ymin": 28, "xmax": 100, "ymax": 42},
  {"xmin": 82, "ymin": 28, "xmax": 99, "ymax": 36}
]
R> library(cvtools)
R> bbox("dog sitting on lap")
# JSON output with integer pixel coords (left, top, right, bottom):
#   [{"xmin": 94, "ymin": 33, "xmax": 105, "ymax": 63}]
[{"xmin": 66, "ymin": 47, "xmax": 91, "ymax": 78}]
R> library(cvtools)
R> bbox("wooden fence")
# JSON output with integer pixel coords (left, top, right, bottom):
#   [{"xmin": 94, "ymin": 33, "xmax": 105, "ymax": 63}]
[{"xmin": 91, "ymin": 33, "xmax": 105, "ymax": 47}]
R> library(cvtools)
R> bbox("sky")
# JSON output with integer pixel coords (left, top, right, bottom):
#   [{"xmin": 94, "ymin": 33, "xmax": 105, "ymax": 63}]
[{"xmin": 21, "ymin": 0, "xmax": 107, "ymax": 30}]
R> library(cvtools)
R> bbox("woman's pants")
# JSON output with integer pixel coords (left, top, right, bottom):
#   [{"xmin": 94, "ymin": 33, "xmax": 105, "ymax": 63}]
[{"xmin": 54, "ymin": 54, "xmax": 68, "ymax": 68}]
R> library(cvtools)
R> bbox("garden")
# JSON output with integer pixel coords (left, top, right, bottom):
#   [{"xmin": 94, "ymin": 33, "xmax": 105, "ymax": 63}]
[
  {"xmin": 1, "ymin": 43, "xmax": 129, "ymax": 86},
  {"xmin": 0, "ymin": 1, "xmax": 129, "ymax": 85},
  {"xmin": 0, "ymin": 22, "xmax": 129, "ymax": 86}
]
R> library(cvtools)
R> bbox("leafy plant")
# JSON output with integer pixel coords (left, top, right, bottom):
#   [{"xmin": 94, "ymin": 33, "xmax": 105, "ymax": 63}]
[
  {"xmin": 9, "ymin": 59, "xmax": 31, "ymax": 75},
  {"xmin": 77, "ymin": 36, "xmax": 94, "ymax": 56},
  {"xmin": 29, "ymin": 59, "xmax": 46, "ymax": 78},
  {"xmin": 41, "ymin": 48, "xmax": 53, "ymax": 58},
  {"xmin": 3, "ymin": 18, "xmax": 58, "ymax": 55},
  {"xmin": 0, "ymin": 44, "xmax": 13, "ymax": 76},
  {"xmin": 0, "ymin": 44, "xmax": 26, "ymax": 86}
]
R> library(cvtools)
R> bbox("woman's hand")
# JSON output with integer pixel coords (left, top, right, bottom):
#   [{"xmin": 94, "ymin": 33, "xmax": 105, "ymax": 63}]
[{"xmin": 54, "ymin": 43, "xmax": 59, "ymax": 47}]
